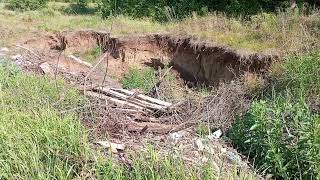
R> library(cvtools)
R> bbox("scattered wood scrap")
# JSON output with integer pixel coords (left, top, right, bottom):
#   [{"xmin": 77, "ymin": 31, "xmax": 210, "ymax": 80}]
[
  {"xmin": 127, "ymin": 121, "xmax": 177, "ymax": 134},
  {"xmin": 85, "ymin": 87, "xmax": 180, "ymax": 134},
  {"xmin": 86, "ymin": 87, "xmax": 172, "ymax": 113}
]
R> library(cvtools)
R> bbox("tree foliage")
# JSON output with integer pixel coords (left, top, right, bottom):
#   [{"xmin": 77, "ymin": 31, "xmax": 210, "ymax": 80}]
[
  {"xmin": 74, "ymin": 0, "xmax": 88, "ymax": 10},
  {"xmin": 97, "ymin": 0, "xmax": 319, "ymax": 21}
]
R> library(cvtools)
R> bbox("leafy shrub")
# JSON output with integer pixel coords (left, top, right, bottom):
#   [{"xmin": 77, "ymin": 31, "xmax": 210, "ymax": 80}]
[
  {"xmin": 229, "ymin": 98, "xmax": 319, "ymax": 179},
  {"xmin": 228, "ymin": 51, "xmax": 320, "ymax": 179},
  {"xmin": 75, "ymin": 0, "xmax": 88, "ymax": 10},
  {"xmin": 7, "ymin": 0, "xmax": 48, "ymax": 11}
]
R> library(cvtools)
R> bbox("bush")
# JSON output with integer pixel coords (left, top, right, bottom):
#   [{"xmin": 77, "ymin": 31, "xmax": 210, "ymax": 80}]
[
  {"xmin": 74, "ymin": 0, "xmax": 88, "ymax": 10},
  {"xmin": 7, "ymin": 0, "xmax": 48, "ymax": 11},
  {"xmin": 228, "ymin": 51, "xmax": 320, "ymax": 179},
  {"xmin": 229, "ymin": 98, "xmax": 319, "ymax": 179}
]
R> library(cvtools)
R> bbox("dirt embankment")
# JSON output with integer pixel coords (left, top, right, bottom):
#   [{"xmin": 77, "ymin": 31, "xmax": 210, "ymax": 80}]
[{"xmin": 36, "ymin": 30, "xmax": 275, "ymax": 87}]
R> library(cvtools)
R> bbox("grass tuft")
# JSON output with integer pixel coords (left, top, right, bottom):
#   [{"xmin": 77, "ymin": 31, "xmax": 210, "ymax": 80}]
[{"xmin": 122, "ymin": 67, "xmax": 156, "ymax": 92}]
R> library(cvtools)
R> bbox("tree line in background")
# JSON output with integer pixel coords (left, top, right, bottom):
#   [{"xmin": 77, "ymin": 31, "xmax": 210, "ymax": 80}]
[
  {"xmin": 3, "ymin": 0, "xmax": 320, "ymax": 21},
  {"xmin": 98, "ymin": 0, "xmax": 320, "ymax": 21}
]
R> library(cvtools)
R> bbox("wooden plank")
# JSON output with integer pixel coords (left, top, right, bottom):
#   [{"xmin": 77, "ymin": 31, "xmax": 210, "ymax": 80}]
[
  {"xmin": 85, "ymin": 91, "xmax": 149, "ymax": 111},
  {"xmin": 110, "ymin": 88, "xmax": 172, "ymax": 107},
  {"xmin": 107, "ymin": 89, "xmax": 167, "ymax": 110}
]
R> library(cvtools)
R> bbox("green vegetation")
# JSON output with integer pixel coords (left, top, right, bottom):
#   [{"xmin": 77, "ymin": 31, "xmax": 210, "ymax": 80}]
[
  {"xmin": 94, "ymin": 0, "xmax": 317, "ymax": 21},
  {"xmin": 0, "ymin": 59, "xmax": 93, "ymax": 178},
  {"xmin": 1, "ymin": 2, "xmax": 319, "ymax": 53},
  {"xmin": 0, "ymin": 59, "xmax": 255, "ymax": 179},
  {"xmin": 99, "ymin": 147, "xmax": 212, "ymax": 180},
  {"xmin": 228, "ymin": 51, "xmax": 320, "ymax": 179},
  {"xmin": 75, "ymin": 0, "xmax": 88, "ymax": 9},
  {"xmin": 6, "ymin": 0, "xmax": 48, "ymax": 10},
  {"xmin": 4, "ymin": 0, "xmax": 319, "ymax": 21},
  {"xmin": 79, "ymin": 45, "xmax": 102, "ymax": 64},
  {"xmin": 97, "ymin": 147, "xmax": 257, "ymax": 180},
  {"xmin": 1, "ymin": 0, "xmax": 320, "ymax": 179},
  {"xmin": 122, "ymin": 67, "xmax": 156, "ymax": 92}
]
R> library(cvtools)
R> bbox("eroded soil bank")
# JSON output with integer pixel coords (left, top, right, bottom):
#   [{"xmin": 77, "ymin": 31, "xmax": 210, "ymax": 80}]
[{"xmin": 26, "ymin": 30, "xmax": 275, "ymax": 87}]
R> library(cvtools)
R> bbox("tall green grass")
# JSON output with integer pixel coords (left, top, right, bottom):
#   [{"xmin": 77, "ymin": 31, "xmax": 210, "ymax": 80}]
[
  {"xmin": 0, "ymin": 59, "xmax": 93, "ymax": 179},
  {"xmin": 228, "ymin": 51, "xmax": 320, "ymax": 179},
  {"xmin": 122, "ymin": 67, "xmax": 156, "ymax": 92},
  {"xmin": 97, "ymin": 146, "xmax": 257, "ymax": 180}
]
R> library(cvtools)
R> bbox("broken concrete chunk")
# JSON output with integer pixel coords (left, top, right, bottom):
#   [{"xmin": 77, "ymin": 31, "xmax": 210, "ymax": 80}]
[
  {"xmin": 208, "ymin": 129, "xmax": 222, "ymax": 140},
  {"xmin": 11, "ymin": 54, "xmax": 23, "ymax": 61},
  {"xmin": 194, "ymin": 139, "xmax": 205, "ymax": 151},
  {"xmin": 221, "ymin": 148, "xmax": 247, "ymax": 168},
  {"xmin": 97, "ymin": 141, "xmax": 125, "ymax": 153},
  {"xmin": 225, "ymin": 151, "xmax": 243, "ymax": 166},
  {"xmin": 40, "ymin": 62, "xmax": 53, "ymax": 75}
]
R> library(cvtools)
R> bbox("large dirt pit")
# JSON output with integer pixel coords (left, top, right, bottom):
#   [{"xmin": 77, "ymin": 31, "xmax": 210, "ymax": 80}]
[{"xmin": 21, "ymin": 30, "xmax": 273, "ymax": 87}]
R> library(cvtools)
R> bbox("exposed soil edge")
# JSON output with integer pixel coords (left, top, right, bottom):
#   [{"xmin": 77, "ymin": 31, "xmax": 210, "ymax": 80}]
[{"xmin": 51, "ymin": 30, "xmax": 277, "ymax": 86}]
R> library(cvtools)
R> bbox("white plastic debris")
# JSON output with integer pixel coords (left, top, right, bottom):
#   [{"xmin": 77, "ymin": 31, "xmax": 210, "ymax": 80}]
[
  {"xmin": 0, "ymin": 47, "xmax": 9, "ymax": 52},
  {"xmin": 168, "ymin": 130, "xmax": 187, "ymax": 142},
  {"xmin": 221, "ymin": 147, "xmax": 227, "ymax": 153},
  {"xmin": 201, "ymin": 157, "xmax": 209, "ymax": 163},
  {"xmin": 97, "ymin": 141, "xmax": 125, "ymax": 153},
  {"xmin": 208, "ymin": 129, "xmax": 223, "ymax": 140}
]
